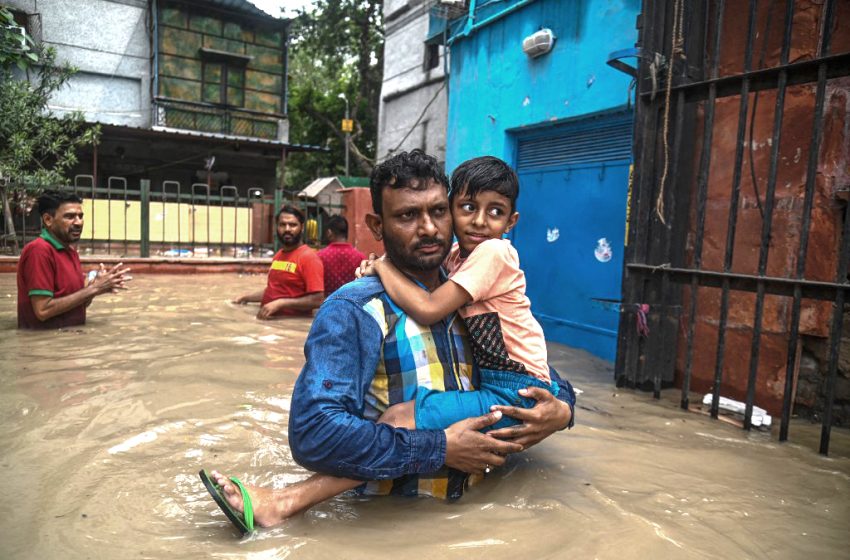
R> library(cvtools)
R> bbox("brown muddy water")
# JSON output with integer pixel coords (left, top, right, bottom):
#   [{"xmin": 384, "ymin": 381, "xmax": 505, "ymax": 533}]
[{"xmin": 0, "ymin": 273, "xmax": 848, "ymax": 560}]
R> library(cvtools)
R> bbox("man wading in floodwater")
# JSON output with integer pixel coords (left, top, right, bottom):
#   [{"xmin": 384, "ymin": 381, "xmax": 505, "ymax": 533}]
[
  {"xmin": 233, "ymin": 205, "xmax": 324, "ymax": 319},
  {"xmin": 17, "ymin": 190, "xmax": 130, "ymax": 329},
  {"xmin": 201, "ymin": 150, "xmax": 575, "ymax": 533}
]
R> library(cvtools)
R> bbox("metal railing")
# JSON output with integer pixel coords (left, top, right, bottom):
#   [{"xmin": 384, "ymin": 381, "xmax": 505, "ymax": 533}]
[
  {"xmin": 152, "ymin": 98, "xmax": 281, "ymax": 140},
  {"xmin": 1, "ymin": 178, "xmax": 344, "ymax": 259}
]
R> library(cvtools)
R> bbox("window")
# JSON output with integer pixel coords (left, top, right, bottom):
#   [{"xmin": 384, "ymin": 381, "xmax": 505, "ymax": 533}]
[
  {"xmin": 202, "ymin": 60, "xmax": 245, "ymax": 107},
  {"xmin": 423, "ymin": 43, "xmax": 440, "ymax": 71},
  {"xmin": 7, "ymin": 9, "xmax": 40, "ymax": 47}
]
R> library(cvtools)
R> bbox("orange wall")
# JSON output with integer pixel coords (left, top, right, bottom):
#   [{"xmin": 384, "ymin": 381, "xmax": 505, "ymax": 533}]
[{"xmin": 340, "ymin": 188, "xmax": 384, "ymax": 256}]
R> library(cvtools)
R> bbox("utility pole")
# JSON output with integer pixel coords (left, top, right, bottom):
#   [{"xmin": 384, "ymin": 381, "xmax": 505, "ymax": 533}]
[{"xmin": 338, "ymin": 92, "xmax": 351, "ymax": 177}]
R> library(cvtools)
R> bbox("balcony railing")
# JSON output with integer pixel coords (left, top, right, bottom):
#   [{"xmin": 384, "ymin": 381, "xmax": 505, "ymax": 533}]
[{"xmin": 152, "ymin": 98, "xmax": 281, "ymax": 140}]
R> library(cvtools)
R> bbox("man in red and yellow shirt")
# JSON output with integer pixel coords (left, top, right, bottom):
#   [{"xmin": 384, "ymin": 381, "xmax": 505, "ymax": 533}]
[
  {"xmin": 17, "ymin": 190, "xmax": 130, "ymax": 329},
  {"xmin": 317, "ymin": 215, "xmax": 366, "ymax": 296},
  {"xmin": 234, "ymin": 205, "xmax": 324, "ymax": 319}
]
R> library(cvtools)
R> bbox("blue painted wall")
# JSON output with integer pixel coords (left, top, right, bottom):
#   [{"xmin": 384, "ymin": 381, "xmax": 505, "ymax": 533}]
[
  {"xmin": 446, "ymin": 0, "xmax": 640, "ymax": 168},
  {"xmin": 444, "ymin": 0, "xmax": 640, "ymax": 362}
]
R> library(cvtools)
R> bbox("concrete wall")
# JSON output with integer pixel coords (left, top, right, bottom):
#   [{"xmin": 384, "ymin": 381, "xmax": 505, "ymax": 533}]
[
  {"xmin": 445, "ymin": 0, "xmax": 640, "ymax": 170},
  {"xmin": 378, "ymin": 0, "xmax": 447, "ymax": 165},
  {"xmin": 5, "ymin": 0, "xmax": 151, "ymax": 126}
]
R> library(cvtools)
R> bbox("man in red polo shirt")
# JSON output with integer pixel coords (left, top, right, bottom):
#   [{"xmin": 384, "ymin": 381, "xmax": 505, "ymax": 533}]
[
  {"xmin": 234, "ymin": 205, "xmax": 324, "ymax": 319},
  {"xmin": 17, "ymin": 190, "xmax": 131, "ymax": 329},
  {"xmin": 317, "ymin": 215, "xmax": 366, "ymax": 296}
]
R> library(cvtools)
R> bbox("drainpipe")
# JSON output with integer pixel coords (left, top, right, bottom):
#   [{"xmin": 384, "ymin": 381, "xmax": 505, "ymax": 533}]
[
  {"xmin": 93, "ymin": 141, "xmax": 98, "ymax": 194},
  {"xmin": 152, "ymin": 0, "xmax": 159, "ymax": 125},
  {"xmin": 460, "ymin": 0, "xmax": 477, "ymax": 37},
  {"xmin": 281, "ymin": 20, "xmax": 289, "ymax": 116},
  {"xmin": 447, "ymin": 0, "xmax": 538, "ymax": 46}
]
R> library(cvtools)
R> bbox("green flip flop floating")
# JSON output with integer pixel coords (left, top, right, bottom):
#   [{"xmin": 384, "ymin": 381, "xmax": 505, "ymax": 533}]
[{"xmin": 199, "ymin": 469, "xmax": 255, "ymax": 535}]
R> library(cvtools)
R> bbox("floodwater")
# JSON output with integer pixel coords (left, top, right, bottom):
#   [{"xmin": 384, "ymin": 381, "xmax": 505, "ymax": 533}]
[{"xmin": 0, "ymin": 273, "xmax": 848, "ymax": 560}]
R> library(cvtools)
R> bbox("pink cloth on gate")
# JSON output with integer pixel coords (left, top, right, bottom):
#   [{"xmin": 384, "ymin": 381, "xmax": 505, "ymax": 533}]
[{"xmin": 444, "ymin": 239, "xmax": 550, "ymax": 382}]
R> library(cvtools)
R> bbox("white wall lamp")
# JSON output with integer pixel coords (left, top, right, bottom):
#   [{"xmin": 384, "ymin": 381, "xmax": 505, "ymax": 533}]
[{"xmin": 522, "ymin": 28, "xmax": 556, "ymax": 58}]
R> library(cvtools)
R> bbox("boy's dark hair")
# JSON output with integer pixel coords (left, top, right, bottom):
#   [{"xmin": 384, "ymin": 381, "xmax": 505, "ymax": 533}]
[
  {"xmin": 325, "ymin": 215, "xmax": 348, "ymax": 239},
  {"xmin": 37, "ymin": 190, "xmax": 83, "ymax": 217},
  {"xmin": 277, "ymin": 204, "xmax": 305, "ymax": 224},
  {"xmin": 449, "ymin": 156, "xmax": 520, "ymax": 212},
  {"xmin": 369, "ymin": 149, "xmax": 449, "ymax": 215}
]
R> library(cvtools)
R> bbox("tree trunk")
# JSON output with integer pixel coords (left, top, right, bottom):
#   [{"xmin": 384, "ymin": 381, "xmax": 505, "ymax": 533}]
[{"xmin": 0, "ymin": 186, "xmax": 20, "ymax": 254}]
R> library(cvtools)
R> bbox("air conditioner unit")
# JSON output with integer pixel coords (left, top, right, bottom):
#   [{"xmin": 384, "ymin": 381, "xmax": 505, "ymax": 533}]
[
  {"xmin": 437, "ymin": 0, "xmax": 466, "ymax": 5},
  {"xmin": 522, "ymin": 28, "xmax": 556, "ymax": 58}
]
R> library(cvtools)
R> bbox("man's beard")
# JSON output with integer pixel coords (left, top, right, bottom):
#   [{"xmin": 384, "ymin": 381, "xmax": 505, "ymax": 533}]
[
  {"xmin": 57, "ymin": 226, "xmax": 82, "ymax": 245},
  {"xmin": 382, "ymin": 232, "xmax": 450, "ymax": 272},
  {"xmin": 277, "ymin": 232, "xmax": 298, "ymax": 247}
]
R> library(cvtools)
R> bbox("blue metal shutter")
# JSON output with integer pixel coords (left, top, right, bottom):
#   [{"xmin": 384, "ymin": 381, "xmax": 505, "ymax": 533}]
[{"xmin": 516, "ymin": 116, "xmax": 633, "ymax": 171}]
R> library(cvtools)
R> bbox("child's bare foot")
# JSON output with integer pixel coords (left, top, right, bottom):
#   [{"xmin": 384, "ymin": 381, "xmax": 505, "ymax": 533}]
[{"xmin": 209, "ymin": 469, "xmax": 298, "ymax": 528}]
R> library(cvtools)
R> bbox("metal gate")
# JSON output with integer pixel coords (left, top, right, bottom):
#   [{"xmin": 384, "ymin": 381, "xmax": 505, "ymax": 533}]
[
  {"xmin": 617, "ymin": 0, "xmax": 850, "ymax": 454},
  {"xmin": 1, "ymin": 180, "xmax": 344, "ymax": 258}
]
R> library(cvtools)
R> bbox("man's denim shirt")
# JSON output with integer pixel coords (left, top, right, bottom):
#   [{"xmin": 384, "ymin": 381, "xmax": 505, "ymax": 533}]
[{"xmin": 288, "ymin": 275, "xmax": 576, "ymax": 499}]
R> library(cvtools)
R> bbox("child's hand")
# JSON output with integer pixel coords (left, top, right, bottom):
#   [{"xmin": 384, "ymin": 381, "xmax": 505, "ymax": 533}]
[{"xmin": 355, "ymin": 253, "xmax": 381, "ymax": 278}]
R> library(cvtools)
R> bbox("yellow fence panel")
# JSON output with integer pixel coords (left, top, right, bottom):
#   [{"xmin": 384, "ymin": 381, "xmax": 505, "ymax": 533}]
[
  {"xmin": 81, "ymin": 200, "xmax": 142, "ymax": 241},
  {"xmin": 82, "ymin": 200, "xmax": 252, "ymax": 244}
]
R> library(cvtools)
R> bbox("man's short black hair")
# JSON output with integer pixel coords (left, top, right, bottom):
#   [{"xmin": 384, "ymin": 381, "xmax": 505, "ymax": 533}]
[
  {"xmin": 449, "ymin": 156, "xmax": 520, "ymax": 212},
  {"xmin": 369, "ymin": 149, "xmax": 449, "ymax": 215},
  {"xmin": 38, "ymin": 190, "xmax": 83, "ymax": 217},
  {"xmin": 277, "ymin": 204, "xmax": 305, "ymax": 224},
  {"xmin": 325, "ymin": 215, "xmax": 348, "ymax": 239}
]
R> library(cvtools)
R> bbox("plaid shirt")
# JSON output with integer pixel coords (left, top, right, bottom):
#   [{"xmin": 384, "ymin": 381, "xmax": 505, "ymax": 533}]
[
  {"xmin": 289, "ymin": 274, "xmax": 576, "ymax": 500},
  {"xmin": 289, "ymin": 275, "xmax": 479, "ymax": 499},
  {"xmin": 359, "ymin": 290, "xmax": 479, "ymax": 498}
]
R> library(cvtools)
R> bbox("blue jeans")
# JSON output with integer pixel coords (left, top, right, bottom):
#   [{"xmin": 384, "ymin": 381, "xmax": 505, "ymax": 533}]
[{"xmin": 414, "ymin": 368, "xmax": 560, "ymax": 431}]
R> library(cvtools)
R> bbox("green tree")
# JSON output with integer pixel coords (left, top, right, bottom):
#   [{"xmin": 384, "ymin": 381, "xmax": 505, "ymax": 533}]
[
  {"xmin": 0, "ymin": 7, "xmax": 99, "ymax": 253},
  {"xmin": 283, "ymin": 0, "xmax": 383, "ymax": 190}
]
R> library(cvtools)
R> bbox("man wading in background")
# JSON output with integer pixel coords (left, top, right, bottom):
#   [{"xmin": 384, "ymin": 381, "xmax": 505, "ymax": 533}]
[
  {"xmin": 17, "ymin": 190, "xmax": 130, "ymax": 329},
  {"xmin": 233, "ymin": 205, "xmax": 324, "ymax": 319},
  {"xmin": 317, "ymin": 215, "xmax": 366, "ymax": 296}
]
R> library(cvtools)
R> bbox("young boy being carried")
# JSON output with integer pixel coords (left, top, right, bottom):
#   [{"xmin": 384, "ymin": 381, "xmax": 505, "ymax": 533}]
[{"xmin": 362, "ymin": 155, "xmax": 559, "ymax": 431}]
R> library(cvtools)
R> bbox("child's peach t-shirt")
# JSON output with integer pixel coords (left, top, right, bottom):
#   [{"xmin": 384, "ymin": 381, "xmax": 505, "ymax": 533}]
[{"xmin": 445, "ymin": 238, "xmax": 550, "ymax": 382}]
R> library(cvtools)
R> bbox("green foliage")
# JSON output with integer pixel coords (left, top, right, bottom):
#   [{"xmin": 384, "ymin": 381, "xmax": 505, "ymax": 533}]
[
  {"xmin": 0, "ymin": 7, "xmax": 99, "ymax": 189},
  {"xmin": 283, "ymin": 0, "xmax": 383, "ymax": 190}
]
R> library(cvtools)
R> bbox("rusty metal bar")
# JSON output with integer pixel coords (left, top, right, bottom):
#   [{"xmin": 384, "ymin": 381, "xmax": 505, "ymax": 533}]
[
  {"xmin": 743, "ymin": 0, "xmax": 795, "ymax": 431},
  {"xmin": 627, "ymin": 264, "xmax": 849, "ymax": 301},
  {"xmin": 640, "ymin": 51, "xmax": 850, "ymax": 102},
  {"xmin": 681, "ymin": 0, "xmax": 724, "ymax": 410},
  {"xmin": 655, "ymin": 86, "xmax": 686, "ymax": 399},
  {"xmin": 709, "ymin": 0, "xmax": 758, "ymax": 419},
  {"xmin": 779, "ymin": 0, "xmax": 837, "ymax": 443},
  {"xmin": 820, "ymin": 196, "xmax": 850, "ymax": 455},
  {"xmin": 618, "ymin": 0, "xmax": 670, "ymax": 390}
]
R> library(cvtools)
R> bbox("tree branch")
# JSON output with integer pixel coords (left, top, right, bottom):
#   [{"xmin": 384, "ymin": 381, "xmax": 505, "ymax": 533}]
[{"xmin": 303, "ymin": 105, "xmax": 373, "ymax": 174}]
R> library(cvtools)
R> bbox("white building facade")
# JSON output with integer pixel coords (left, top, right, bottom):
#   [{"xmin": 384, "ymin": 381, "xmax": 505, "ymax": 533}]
[
  {"xmin": 377, "ymin": 0, "xmax": 448, "ymax": 166},
  {"xmin": 6, "ymin": 0, "xmax": 152, "ymax": 127}
]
